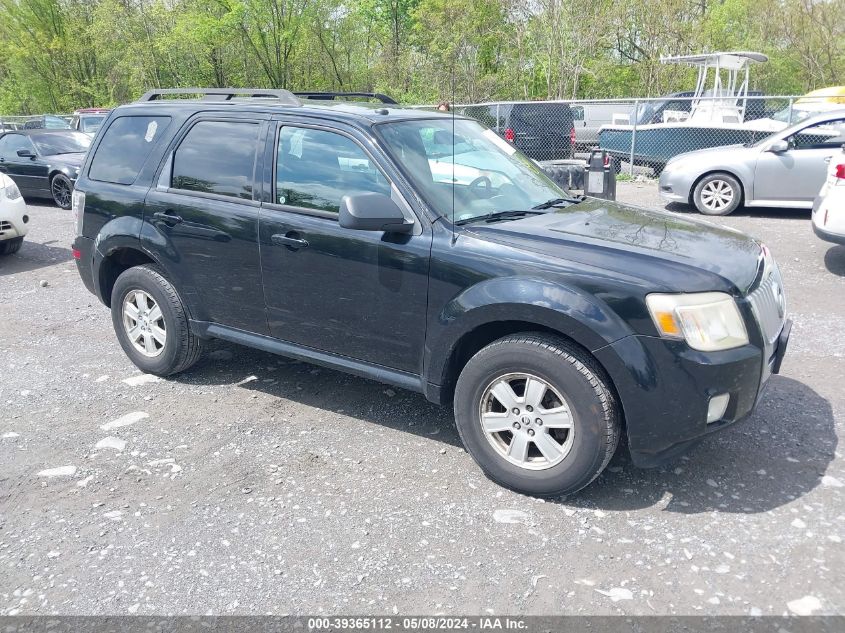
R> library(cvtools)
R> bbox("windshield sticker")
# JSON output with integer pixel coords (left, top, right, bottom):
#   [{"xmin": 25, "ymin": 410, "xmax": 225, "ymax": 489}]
[
  {"xmin": 483, "ymin": 128, "xmax": 517, "ymax": 155},
  {"xmin": 144, "ymin": 121, "xmax": 158, "ymax": 143}
]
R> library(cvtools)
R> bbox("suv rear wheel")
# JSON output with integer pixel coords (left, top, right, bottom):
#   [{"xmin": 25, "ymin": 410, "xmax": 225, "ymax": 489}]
[
  {"xmin": 111, "ymin": 264, "xmax": 203, "ymax": 375},
  {"xmin": 454, "ymin": 333, "xmax": 620, "ymax": 497}
]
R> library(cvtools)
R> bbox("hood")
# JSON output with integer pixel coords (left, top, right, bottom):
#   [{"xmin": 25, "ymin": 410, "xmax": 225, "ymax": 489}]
[
  {"xmin": 43, "ymin": 152, "xmax": 85, "ymax": 169},
  {"xmin": 668, "ymin": 143, "xmax": 753, "ymax": 165},
  {"xmin": 466, "ymin": 199, "xmax": 762, "ymax": 294}
]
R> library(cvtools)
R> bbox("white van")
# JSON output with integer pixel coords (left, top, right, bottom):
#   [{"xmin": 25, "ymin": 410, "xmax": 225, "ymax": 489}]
[{"xmin": 572, "ymin": 102, "xmax": 634, "ymax": 151}]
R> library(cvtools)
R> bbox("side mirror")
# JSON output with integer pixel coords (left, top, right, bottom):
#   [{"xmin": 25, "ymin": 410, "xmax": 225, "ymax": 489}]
[
  {"xmin": 17, "ymin": 149, "xmax": 36, "ymax": 159},
  {"xmin": 339, "ymin": 193, "xmax": 414, "ymax": 234},
  {"xmin": 767, "ymin": 139, "xmax": 789, "ymax": 153}
]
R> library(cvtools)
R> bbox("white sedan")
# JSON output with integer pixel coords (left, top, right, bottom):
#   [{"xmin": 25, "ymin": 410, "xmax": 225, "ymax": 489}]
[
  {"xmin": 812, "ymin": 145, "xmax": 845, "ymax": 245},
  {"xmin": 0, "ymin": 172, "xmax": 28, "ymax": 255}
]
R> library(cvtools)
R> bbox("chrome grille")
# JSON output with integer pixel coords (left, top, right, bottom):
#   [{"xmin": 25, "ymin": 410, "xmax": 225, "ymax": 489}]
[
  {"xmin": 748, "ymin": 263, "xmax": 786, "ymax": 345},
  {"xmin": 0, "ymin": 220, "xmax": 11, "ymax": 235}
]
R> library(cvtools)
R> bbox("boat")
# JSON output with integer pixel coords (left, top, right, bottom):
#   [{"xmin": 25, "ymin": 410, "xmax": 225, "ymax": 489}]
[{"xmin": 598, "ymin": 51, "xmax": 774, "ymax": 174}]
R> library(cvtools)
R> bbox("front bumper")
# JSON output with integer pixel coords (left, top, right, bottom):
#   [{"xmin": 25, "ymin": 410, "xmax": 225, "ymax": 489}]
[
  {"xmin": 0, "ymin": 195, "xmax": 30, "ymax": 239},
  {"xmin": 658, "ymin": 169, "xmax": 693, "ymax": 203},
  {"xmin": 595, "ymin": 319, "xmax": 791, "ymax": 468}
]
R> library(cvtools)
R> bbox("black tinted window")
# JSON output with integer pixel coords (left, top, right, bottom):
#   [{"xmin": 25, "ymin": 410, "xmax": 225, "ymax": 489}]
[
  {"xmin": 0, "ymin": 134, "xmax": 34, "ymax": 159},
  {"xmin": 510, "ymin": 104, "xmax": 572, "ymax": 129},
  {"xmin": 31, "ymin": 132, "xmax": 90, "ymax": 155},
  {"xmin": 172, "ymin": 121, "xmax": 259, "ymax": 199},
  {"xmin": 275, "ymin": 127, "xmax": 390, "ymax": 213},
  {"xmin": 89, "ymin": 116, "xmax": 170, "ymax": 185}
]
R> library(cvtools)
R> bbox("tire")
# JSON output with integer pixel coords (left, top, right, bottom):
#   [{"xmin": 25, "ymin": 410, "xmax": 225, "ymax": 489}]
[
  {"xmin": 110, "ymin": 264, "xmax": 203, "ymax": 376},
  {"xmin": 50, "ymin": 173, "xmax": 73, "ymax": 209},
  {"xmin": 453, "ymin": 333, "xmax": 620, "ymax": 497},
  {"xmin": 0, "ymin": 237, "xmax": 23, "ymax": 255},
  {"xmin": 693, "ymin": 172, "xmax": 742, "ymax": 216}
]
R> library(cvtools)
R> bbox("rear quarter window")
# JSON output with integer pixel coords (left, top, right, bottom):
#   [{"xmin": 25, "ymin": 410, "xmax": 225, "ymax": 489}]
[
  {"xmin": 510, "ymin": 104, "xmax": 573, "ymax": 130},
  {"xmin": 89, "ymin": 116, "xmax": 171, "ymax": 185}
]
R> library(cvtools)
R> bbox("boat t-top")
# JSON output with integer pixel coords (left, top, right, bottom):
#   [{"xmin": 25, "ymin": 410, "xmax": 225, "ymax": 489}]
[{"xmin": 599, "ymin": 51, "xmax": 774, "ymax": 173}]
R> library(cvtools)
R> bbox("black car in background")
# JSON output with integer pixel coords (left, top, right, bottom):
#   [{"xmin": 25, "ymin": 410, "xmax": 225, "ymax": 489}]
[
  {"xmin": 463, "ymin": 101, "xmax": 574, "ymax": 160},
  {"xmin": 0, "ymin": 129, "xmax": 90, "ymax": 208}
]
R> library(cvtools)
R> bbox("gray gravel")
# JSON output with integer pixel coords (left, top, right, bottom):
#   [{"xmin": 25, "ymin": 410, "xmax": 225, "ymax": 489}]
[{"xmin": 1, "ymin": 188, "xmax": 844, "ymax": 616}]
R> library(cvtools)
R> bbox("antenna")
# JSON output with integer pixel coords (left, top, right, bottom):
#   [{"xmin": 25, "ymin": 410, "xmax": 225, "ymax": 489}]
[{"xmin": 450, "ymin": 67, "xmax": 457, "ymax": 245}]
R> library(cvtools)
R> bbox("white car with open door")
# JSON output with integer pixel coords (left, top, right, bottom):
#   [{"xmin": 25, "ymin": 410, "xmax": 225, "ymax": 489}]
[
  {"xmin": 0, "ymin": 172, "xmax": 28, "ymax": 255},
  {"xmin": 812, "ymin": 144, "xmax": 845, "ymax": 245}
]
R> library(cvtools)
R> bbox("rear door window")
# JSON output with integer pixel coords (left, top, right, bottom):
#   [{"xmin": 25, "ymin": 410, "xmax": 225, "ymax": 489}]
[
  {"xmin": 171, "ymin": 120, "xmax": 260, "ymax": 200},
  {"xmin": 511, "ymin": 104, "xmax": 572, "ymax": 133},
  {"xmin": 89, "ymin": 116, "xmax": 171, "ymax": 185}
]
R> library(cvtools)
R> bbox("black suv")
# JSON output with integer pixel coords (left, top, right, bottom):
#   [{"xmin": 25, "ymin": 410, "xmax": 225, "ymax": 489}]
[
  {"xmin": 72, "ymin": 88, "xmax": 790, "ymax": 497},
  {"xmin": 462, "ymin": 101, "xmax": 574, "ymax": 161}
]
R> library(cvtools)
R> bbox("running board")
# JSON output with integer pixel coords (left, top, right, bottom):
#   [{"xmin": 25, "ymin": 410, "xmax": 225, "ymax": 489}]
[{"xmin": 191, "ymin": 320, "xmax": 425, "ymax": 394}]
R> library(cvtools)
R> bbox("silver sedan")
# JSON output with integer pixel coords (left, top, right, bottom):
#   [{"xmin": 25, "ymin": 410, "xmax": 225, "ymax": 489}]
[{"xmin": 659, "ymin": 109, "xmax": 845, "ymax": 215}]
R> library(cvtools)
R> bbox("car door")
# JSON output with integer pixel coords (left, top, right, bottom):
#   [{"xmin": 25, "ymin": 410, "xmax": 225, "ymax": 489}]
[
  {"xmin": 753, "ymin": 117, "xmax": 845, "ymax": 203},
  {"xmin": 0, "ymin": 133, "xmax": 43, "ymax": 194},
  {"xmin": 143, "ymin": 116, "xmax": 270, "ymax": 335},
  {"xmin": 258, "ymin": 120, "xmax": 431, "ymax": 373}
]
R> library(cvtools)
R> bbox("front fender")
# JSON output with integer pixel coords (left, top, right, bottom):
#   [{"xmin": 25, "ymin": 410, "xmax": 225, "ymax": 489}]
[{"xmin": 424, "ymin": 276, "xmax": 634, "ymax": 388}]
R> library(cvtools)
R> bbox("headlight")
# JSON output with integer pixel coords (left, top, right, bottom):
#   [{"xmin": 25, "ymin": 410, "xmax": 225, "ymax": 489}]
[
  {"xmin": 0, "ymin": 178, "xmax": 22, "ymax": 201},
  {"xmin": 646, "ymin": 292, "xmax": 749, "ymax": 351},
  {"xmin": 4, "ymin": 180, "xmax": 22, "ymax": 200}
]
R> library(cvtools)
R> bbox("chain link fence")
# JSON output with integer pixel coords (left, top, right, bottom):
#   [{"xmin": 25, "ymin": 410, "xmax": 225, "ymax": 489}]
[
  {"xmin": 0, "ymin": 114, "xmax": 73, "ymax": 132},
  {"xmin": 455, "ymin": 95, "xmax": 845, "ymax": 178}
]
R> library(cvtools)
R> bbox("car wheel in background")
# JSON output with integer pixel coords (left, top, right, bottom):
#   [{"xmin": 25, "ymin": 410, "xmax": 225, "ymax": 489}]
[
  {"xmin": 50, "ymin": 173, "xmax": 74, "ymax": 209},
  {"xmin": 111, "ymin": 264, "xmax": 203, "ymax": 376},
  {"xmin": 453, "ymin": 333, "xmax": 620, "ymax": 497},
  {"xmin": 0, "ymin": 237, "xmax": 23, "ymax": 255},
  {"xmin": 693, "ymin": 172, "xmax": 742, "ymax": 216}
]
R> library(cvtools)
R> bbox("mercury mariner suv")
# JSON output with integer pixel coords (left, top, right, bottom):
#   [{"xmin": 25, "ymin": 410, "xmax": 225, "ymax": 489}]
[{"xmin": 72, "ymin": 88, "xmax": 791, "ymax": 497}]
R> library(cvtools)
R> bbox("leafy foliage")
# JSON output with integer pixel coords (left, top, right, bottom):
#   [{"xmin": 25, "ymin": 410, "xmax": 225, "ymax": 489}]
[{"xmin": 0, "ymin": 0, "xmax": 842, "ymax": 114}]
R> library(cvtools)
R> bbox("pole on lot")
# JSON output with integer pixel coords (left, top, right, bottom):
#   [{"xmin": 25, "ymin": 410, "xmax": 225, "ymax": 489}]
[
  {"xmin": 787, "ymin": 97, "xmax": 794, "ymax": 125},
  {"xmin": 629, "ymin": 99, "xmax": 639, "ymax": 177}
]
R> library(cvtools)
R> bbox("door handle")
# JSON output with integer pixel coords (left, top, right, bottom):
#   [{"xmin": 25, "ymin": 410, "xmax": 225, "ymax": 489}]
[
  {"xmin": 271, "ymin": 233, "xmax": 309, "ymax": 250},
  {"xmin": 152, "ymin": 211, "xmax": 183, "ymax": 225},
  {"xmin": 824, "ymin": 156, "xmax": 832, "ymax": 163}
]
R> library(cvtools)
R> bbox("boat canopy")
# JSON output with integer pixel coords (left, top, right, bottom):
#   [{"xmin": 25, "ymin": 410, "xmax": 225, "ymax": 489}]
[
  {"xmin": 660, "ymin": 51, "xmax": 769, "ymax": 70},
  {"xmin": 659, "ymin": 51, "xmax": 768, "ymax": 123}
]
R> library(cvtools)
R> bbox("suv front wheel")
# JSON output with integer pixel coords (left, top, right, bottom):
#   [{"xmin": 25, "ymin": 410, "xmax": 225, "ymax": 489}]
[
  {"xmin": 111, "ymin": 264, "xmax": 203, "ymax": 375},
  {"xmin": 454, "ymin": 333, "xmax": 620, "ymax": 497}
]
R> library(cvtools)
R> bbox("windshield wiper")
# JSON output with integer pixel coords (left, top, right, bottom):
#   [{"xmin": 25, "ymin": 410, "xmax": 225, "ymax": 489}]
[
  {"xmin": 531, "ymin": 196, "xmax": 583, "ymax": 210},
  {"xmin": 455, "ymin": 210, "xmax": 547, "ymax": 226}
]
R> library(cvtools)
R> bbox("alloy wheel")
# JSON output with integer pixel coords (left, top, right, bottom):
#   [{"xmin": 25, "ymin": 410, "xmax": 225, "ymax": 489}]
[
  {"xmin": 478, "ymin": 372, "xmax": 575, "ymax": 470},
  {"xmin": 52, "ymin": 177, "xmax": 72, "ymax": 208},
  {"xmin": 122, "ymin": 290, "xmax": 166, "ymax": 357},
  {"xmin": 700, "ymin": 179, "xmax": 734, "ymax": 212}
]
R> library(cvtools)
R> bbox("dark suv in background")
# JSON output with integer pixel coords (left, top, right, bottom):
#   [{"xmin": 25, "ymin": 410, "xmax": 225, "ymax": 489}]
[
  {"xmin": 462, "ymin": 101, "xmax": 574, "ymax": 160},
  {"xmin": 72, "ymin": 88, "xmax": 789, "ymax": 497}
]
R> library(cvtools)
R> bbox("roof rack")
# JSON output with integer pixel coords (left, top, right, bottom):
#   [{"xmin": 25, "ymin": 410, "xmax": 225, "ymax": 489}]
[
  {"xmin": 138, "ymin": 88, "xmax": 301, "ymax": 106},
  {"xmin": 294, "ymin": 92, "xmax": 398, "ymax": 105}
]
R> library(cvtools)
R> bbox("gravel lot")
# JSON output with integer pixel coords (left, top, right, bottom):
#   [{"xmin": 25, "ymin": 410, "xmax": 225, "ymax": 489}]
[{"xmin": 1, "ymin": 185, "xmax": 844, "ymax": 617}]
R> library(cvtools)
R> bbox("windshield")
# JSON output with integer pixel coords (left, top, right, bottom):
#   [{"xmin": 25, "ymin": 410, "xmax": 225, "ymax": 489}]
[
  {"xmin": 80, "ymin": 115, "xmax": 106, "ymax": 132},
  {"xmin": 376, "ymin": 118, "xmax": 573, "ymax": 223},
  {"xmin": 31, "ymin": 132, "xmax": 91, "ymax": 155}
]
